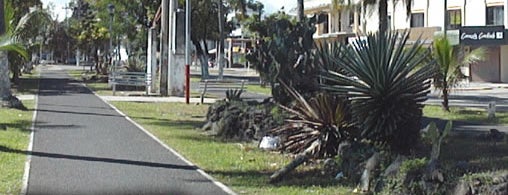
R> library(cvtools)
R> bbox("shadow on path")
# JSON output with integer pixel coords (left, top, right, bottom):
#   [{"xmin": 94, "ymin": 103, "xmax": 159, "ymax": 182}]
[{"xmin": 0, "ymin": 145, "xmax": 197, "ymax": 171}]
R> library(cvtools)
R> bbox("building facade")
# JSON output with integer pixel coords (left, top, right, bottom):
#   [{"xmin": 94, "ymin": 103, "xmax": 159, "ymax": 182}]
[{"xmin": 304, "ymin": 0, "xmax": 508, "ymax": 83}]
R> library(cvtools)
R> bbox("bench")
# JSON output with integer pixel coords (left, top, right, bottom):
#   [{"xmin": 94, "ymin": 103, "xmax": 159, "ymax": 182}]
[
  {"xmin": 198, "ymin": 79, "xmax": 246, "ymax": 103},
  {"xmin": 109, "ymin": 72, "xmax": 149, "ymax": 96}
]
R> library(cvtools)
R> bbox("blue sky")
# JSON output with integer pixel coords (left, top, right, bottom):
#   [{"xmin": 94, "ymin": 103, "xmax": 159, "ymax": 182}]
[{"xmin": 42, "ymin": 0, "xmax": 295, "ymax": 21}]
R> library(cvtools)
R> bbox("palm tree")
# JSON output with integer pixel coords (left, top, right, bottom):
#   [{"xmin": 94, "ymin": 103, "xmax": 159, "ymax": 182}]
[
  {"xmin": 1, "ymin": 0, "xmax": 27, "ymax": 103},
  {"xmin": 297, "ymin": 0, "xmax": 304, "ymax": 21},
  {"xmin": 431, "ymin": 36, "xmax": 485, "ymax": 111},
  {"xmin": 1, "ymin": 0, "xmax": 49, "ymax": 108}
]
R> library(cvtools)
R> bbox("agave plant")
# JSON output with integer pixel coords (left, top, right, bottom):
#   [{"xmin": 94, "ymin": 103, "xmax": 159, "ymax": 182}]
[
  {"xmin": 431, "ymin": 36, "xmax": 485, "ymax": 111},
  {"xmin": 270, "ymin": 81, "xmax": 356, "ymax": 158},
  {"xmin": 320, "ymin": 32, "xmax": 435, "ymax": 155},
  {"xmin": 225, "ymin": 89, "xmax": 243, "ymax": 102}
]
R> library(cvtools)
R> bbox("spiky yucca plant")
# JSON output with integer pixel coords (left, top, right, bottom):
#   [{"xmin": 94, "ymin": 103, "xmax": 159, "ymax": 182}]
[
  {"xmin": 270, "ymin": 82, "xmax": 356, "ymax": 158},
  {"xmin": 225, "ymin": 89, "xmax": 243, "ymax": 102},
  {"xmin": 320, "ymin": 32, "xmax": 435, "ymax": 155}
]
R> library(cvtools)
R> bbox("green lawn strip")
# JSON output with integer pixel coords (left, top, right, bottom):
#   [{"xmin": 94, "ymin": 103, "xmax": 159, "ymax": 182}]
[
  {"xmin": 423, "ymin": 105, "xmax": 508, "ymax": 173},
  {"xmin": 423, "ymin": 105, "xmax": 508, "ymax": 124},
  {"xmin": 110, "ymin": 101, "xmax": 351, "ymax": 194},
  {"xmin": 0, "ymin": 101, "xmax": 34, "ymax": 194},
  {"xmin": 68, "ymin": 70, "xmax": 115, "ymax": 96},
  {"xmin": 245, "ymin": 84, "xmax": 271, "ymax": 95}
]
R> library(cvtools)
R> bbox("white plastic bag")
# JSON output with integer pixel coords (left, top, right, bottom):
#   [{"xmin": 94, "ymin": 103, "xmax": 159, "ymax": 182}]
[{"xmin": 259, "ymin": 136, "xmax": 280, "ymax": 150}]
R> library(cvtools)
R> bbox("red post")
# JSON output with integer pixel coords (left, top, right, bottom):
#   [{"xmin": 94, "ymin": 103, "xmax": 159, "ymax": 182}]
[{"xmin": 185, "ymin": 64, "xmax": 190, "ymax": 104}]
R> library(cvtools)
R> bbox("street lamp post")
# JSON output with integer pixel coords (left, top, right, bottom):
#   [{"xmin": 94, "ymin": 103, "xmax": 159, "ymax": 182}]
[
  {"xmin": 185, "ymin": 0, "xmax": 191, "ymax": 104},
  {"xmin": 108, "ymin": 4, "xmax": 115, "ymax": 72}
]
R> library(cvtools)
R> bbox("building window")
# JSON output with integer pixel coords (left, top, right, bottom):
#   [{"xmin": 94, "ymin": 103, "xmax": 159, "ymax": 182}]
[
  {"xmin": 487, "ymin": 6, "xmax": 504, "ymax": 26},
  {"xmin": 349, "ymin": 11, "xmax": 354, "ymax": 27},
  {"xmin": 387, "ymin": 15, "xmax": 392, "ymax": 30},
  {"xmin": 447, "ymin": 9, "xmax": 462, "ymax": 30},
  {"xmin": 322, "ymin": 14, "xmax": 329, "ymax": 34},
  {"xmin": 410, "ymin": 13, "xmax": 424, "ymax": 27}
]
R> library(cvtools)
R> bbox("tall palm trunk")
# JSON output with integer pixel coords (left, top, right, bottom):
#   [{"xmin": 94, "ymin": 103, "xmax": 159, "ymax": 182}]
[
  {"xmin": 217, "ymin": 0, "xmax": 225, "ymax": 80},
  {"xmin": 297, "ymin": 0, "xmax": 304, "ymax": 21},
  {"xmin": 378, "ymin": 0, "xmax": 388, "ymax": 36},
  {"xmin": 442, "ymin": 81, "xmax": 450, "ymax": 111},
  {"xmin": 0, "ymin": 51, "xmax": 12, "ymax": 100},
  {"xmin": 0, "ymin": 0, "xmax": 11, "ymax": 100}
]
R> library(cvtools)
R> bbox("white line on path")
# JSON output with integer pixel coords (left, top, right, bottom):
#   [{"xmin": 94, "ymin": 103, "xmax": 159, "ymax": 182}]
[
  {"xmin": 87, "ymin": 84, "xmax": 237, "ymax": 195},
  {"xmin": 21, "ymin": 71, "xmax": 40, "ymax": 195}
]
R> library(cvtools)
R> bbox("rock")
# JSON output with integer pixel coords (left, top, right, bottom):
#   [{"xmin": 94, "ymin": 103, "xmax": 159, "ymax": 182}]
[
  {"xmin": 383, "ymin": 155, "xmax": 406, "ymax": 177},
  {"xmin": 322, "ymin": 158, "xmax": 338, "ymax": 176},
  {"xmin": 453, "ymin": 181, "xmax": 472, "ymax": 195},
  {"xmin": 489, "ymin": 129, "xmax": 505, "ymax": 142},
  {"xmin": 456, "ymin": 161, "xmax": 470, "ymax": 171},
  {"xmin": 1, "ymin": 95, "xmax": 28, "ymax": 111}
]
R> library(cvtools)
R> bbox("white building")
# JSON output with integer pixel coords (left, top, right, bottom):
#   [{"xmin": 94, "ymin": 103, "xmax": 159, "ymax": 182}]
[{"xmin": 305, "ymin": 0, "xmax": 508, "ymax": 82}]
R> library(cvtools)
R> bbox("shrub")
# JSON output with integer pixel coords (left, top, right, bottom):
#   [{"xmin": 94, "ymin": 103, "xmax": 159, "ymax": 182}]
[{"xmin": 320, "ymin": 32, "xmax": 435, "ymax": 155}]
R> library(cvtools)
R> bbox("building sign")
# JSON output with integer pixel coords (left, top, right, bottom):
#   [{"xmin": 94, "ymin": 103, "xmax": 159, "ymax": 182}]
[{"xmin": 459, "ymin": 26, "xmax": 506, "ymax": 45}]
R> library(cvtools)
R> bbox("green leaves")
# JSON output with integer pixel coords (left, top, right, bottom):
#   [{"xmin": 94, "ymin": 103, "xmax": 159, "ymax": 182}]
[
  {"xmin": 0, "ymin": 0, "xmax": 29, "ymax": 59},
  {"xmin": 320, "ymin": 32, "xmax": 435, "ymax": 154},
  {"xmin": 0, "ymin": 37, "xmax": 27, "ymax": 59},
  {"xmin": 431, "ymin": 36, "xmax": 486, "ymax": 111},
  {"xmin": 270, "ymin": 81, "xmax": 356, "ymax": 158}
]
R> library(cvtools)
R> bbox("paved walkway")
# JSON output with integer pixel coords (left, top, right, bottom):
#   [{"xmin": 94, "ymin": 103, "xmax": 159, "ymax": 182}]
[{"xmin": 26, "ymin": 65, "xmax": 232, "ymax": 194}]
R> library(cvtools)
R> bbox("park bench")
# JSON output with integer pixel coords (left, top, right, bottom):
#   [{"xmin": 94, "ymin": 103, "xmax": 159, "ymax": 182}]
[
  {"xmin": 198, "ymin": 79, "xmax": 246, "ymax": 103},
  {"xmin": 109, "ymin": 72, "xmax": 149, "ymax": 96}
]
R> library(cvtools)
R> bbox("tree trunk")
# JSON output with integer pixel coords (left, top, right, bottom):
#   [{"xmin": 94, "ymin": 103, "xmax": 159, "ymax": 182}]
[
  {"xmin": 442, "ymin": 81, "xmax": 450, "ymax": 111},
  {"xmin": 269, "ymin": 154, "xmax": 308, "ymax": 183},
  {"xmin": 297, "ymin": 0, "xmax": 304, "ymax": 22},
  {"xmin": 0, "ymin": 0, "xmax": 4, "ymax": 35},
  {"xmin": 269, "ymin": 140, "xmax": 320, "ymax": 183},
  {"xmin": 0, "ymin": 52, "xmax": 12, "ymax": 100},
  {"xmin": 193, "ymin": 39, "xmax": 209, "ymax": 79},
  {"xmin": 378, "ymin": 0, "xmax": 388, "ymax": 36}
]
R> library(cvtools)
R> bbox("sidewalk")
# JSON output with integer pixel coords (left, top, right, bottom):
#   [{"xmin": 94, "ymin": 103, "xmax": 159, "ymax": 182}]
[{"xmin": 26, "ymin": 65, "xmax": 232, "ymax": 194}]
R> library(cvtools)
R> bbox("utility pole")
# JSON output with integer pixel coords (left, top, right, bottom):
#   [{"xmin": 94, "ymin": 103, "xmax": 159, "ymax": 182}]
[
  {"xmin": 443, "ymin": 0, "xmax": 448, "ymax": 37},
  {"xmin": 76, "ymin": 1, "xmax": 81, "ymax": 67},
  {"xmin": 185, "ymin": 0, "xmax": 191, "ymax": 103},
  {"xmin": 160, "ymin": 0, "xmax": 169, "ymax": 96},
  {"xmin": 64, "ymin": 6, "xmax": 71, "ymax": 63},
  {"xmin": 218, "ymin": 0, "xmax": 225, "ymax": 80}
]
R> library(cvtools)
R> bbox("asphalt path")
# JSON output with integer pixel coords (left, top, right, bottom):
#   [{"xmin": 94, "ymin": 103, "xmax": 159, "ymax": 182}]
[{"xmin": 26, "ymin": 66, "xmax": 231, "ymax": 195}]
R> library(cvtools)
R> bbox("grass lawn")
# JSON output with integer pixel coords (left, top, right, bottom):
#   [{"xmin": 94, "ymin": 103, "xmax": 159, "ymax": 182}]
[
  {"xmin": 245, "ymin": 84, "xmax": 271, "ymax": 95},
  {"xmin": 423, "ymin": 104, "xmax": 508, "ymax": 177},
  {"xmin": 110, "ymin": 102, "xmax": 352, "ymax": 194},
  {"xmin": 68, "ymin": 70, "xmax": 116, "ymax": 96},
  {"xmin": 423, "ymin": 105, "xmax": 508, "ymax": 124},
  {"xmin": 0, "ymin": 101, "xmax": 34, "ymax": 194}
]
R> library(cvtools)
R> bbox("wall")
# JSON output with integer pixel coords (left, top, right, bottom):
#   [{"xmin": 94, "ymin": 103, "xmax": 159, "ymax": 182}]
[
  {"xmin": 465, "ymin": 0, "xmax": 486, "ymax": 26},
  {"xmin": 500, "ymin": 45, "xmax": 508, "ymax": 82},
  {"xmin": 471, "ymin": 46, "xmax": 501, "ymax": 82}
]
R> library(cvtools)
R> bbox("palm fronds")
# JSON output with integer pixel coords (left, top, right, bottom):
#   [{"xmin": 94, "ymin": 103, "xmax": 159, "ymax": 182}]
[{"xmin": 431, "ymin": 36, "xmax": 485, "ymax": 111}]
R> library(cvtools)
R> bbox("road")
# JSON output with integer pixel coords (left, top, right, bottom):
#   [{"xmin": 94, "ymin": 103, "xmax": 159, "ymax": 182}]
[{"xmin": 26, "ymin": 65, "xmax": 231, "ymax": 195}]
